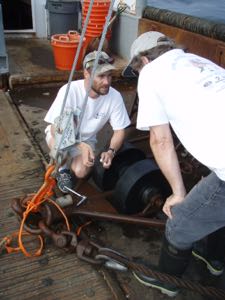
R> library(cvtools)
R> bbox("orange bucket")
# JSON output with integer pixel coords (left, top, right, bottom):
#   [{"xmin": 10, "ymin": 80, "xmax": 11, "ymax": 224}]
[
  {"xmin": 83, "ymin": 0, "xmax": 110, "ymax": 6},
  {"xmin": 85, "ymin": 18, "xmax": 106, "ymax": 25},
  {"xmin": 51, "ymin": 31, "xmax": 86, "ymax": 71},
  {"xmin": 83, "ymin": 6, "xmax": 110, "ymax": 13},
  {"xmin": 85, "ymin": 28, "xmax": 111, "ymax": 40},
  {"xmin": 82, "ymin": 0, "xmax": 111, "ymax": 49}
]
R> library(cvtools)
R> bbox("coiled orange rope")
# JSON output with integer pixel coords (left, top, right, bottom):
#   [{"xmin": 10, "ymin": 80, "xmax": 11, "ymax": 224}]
[{"xmin": 1, "ymin": 164, "xmax": 71, "ymax": 257}]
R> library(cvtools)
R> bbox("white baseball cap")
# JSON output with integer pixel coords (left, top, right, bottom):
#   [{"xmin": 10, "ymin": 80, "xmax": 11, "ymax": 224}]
[{"xmin": 122, "ymin": 31, "xmax": 169, "ymax": 77}]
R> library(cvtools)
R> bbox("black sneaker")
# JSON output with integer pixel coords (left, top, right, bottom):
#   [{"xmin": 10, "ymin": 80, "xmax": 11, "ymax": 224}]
[
  {"xmin": 133, "ymin": 271, "xmax": 178, "ymax": 297},
  {"xmin": 192, "ymin": 248, "xmax": 224, "ymax": 276},
  {"xmin": 56, "ymin": 169, "xmax": 75, "ymax": 193}
]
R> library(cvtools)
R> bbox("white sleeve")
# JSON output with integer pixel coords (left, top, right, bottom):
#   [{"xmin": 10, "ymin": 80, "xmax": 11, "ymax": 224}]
[
  {"xmin": 44, "ymin": 84, "xmax": 75, "ymax": 124},
  {"xmin": 136, "ymin": 69, "xmax": 168, "ymax": 131},
  {"xmin": 109, "ymin": 91, "xmax": 131, "ymax": 130}
]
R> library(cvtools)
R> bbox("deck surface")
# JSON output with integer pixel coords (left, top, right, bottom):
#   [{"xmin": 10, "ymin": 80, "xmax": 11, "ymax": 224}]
[
  {"xmin": 5, "ymin": 37, "xmax": 128, "ymax": 89},
  {"xmin": 0, "ymin": 90, "xmax": 122, "ymax": 300}
]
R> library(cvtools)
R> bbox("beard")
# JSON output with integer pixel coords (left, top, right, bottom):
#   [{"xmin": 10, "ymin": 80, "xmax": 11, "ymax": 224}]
[{"xmin": 91, "ymin": 84, "xmax": 110, "ymax": 96}]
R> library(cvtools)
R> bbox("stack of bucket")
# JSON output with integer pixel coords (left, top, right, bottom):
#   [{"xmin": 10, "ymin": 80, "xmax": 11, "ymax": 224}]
[
  {"xmin": 82, "ymin": 0, "xmax": 111, "ymax": 49},
  {"xmin": 51, "ymin": 31, "xmax": 86, "ymax": 71}
]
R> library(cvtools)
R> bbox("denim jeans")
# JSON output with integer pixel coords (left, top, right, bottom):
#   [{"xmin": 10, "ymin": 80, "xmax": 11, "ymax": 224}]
[{"xmin": 166, "ymin": 172, "xmax": 225, "ymax": 250}]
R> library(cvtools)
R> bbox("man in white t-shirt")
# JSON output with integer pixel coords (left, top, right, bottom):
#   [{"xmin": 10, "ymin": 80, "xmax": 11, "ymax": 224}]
[
  {"xmin": 123, "ymin": 31, "xmax": 225, "ymax": 297},
  {"xmin": 45, "ymin": 51, "xmax": 130, "ymax": 193}
]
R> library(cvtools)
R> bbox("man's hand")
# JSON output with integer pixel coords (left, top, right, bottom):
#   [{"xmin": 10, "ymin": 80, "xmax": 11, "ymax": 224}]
[
  {"xmin": 163, "ymin": 193, "xmax": 186, "ymax": 219},
  {"xmin": 78, "ymin": 142, "xmax": 95, "ymax": 167},
  {"xmin": 100, "ymin": 150, "xmax": 114, "ymax": 169}
]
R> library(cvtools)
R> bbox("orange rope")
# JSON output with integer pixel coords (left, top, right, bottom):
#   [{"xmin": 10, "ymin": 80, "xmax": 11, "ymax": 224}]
[
  {"xmin": 16, "ymin": 164, "xmax": 56, "ymax": 256},
  {"xmin": 2, "ymin": 164, "xmax": 74, "ymax": 257},
  {"xmin": 3, "ymin": 232, "xmax": 44, "ymax": 256},
  {"xmin": 17, "ymin": 196, "xmax": 71, "ymax": 257},
  {"xmin": 76, "ymin": 221, "xmax": 92, "ymax": 236},
  {"xmin": 47, "ymin": 198, "xmax": 71, "ymax": 231},
  {"xmin": 18, "ymin": 198, "xmax": 45, "ymax": 257},
  {"xmin": 31, "ymin": 164, "xmax": 56, "ymax": 207},
  {"xmin": 15, "ymin": 164, "xmax": 68, "ymax": 257}
]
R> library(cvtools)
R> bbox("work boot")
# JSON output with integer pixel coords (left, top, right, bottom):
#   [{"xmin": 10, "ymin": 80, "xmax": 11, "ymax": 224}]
[
  {"xmin": 133, "ymin": 235, "xmax": 192, "ymax": 297},
  {"xmin": 56, "ymin": 169, "xmax": 76, "ymax": 193},
  {"xmin": 133, "ymin": 269, "xmax": 178, "ymax": 298},
  {"xmin": 192, "ymin": 229, "xmax": 225, "ymax": 276}
]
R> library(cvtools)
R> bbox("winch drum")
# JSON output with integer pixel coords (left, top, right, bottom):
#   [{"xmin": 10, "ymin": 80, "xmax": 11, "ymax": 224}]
[
  {"xmin": 92, "ymin": 142, "xmax": 146, "ymax": 191},
  {"xmin": 112, "ymin": 159, "xmax": 171, "ymax": 214}
]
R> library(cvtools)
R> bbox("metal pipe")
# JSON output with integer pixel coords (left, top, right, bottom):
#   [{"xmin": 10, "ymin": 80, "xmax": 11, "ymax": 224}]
[
  {"xmin": 69, "ymin": 209, "xmax": 166, "ymax": 229},
  {"xmin": 11, "ymin": 196, "xmax": 165, "ymax": 230}
]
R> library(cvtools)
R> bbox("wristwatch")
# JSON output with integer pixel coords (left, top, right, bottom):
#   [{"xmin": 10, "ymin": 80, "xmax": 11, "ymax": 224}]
[{"xmin": 108, "ymin": 147, "xmax": 116, "ymax": 157}]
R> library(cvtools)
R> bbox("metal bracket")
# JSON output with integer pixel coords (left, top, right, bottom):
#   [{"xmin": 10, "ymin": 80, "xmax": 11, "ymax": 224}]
[{"xmin": 51, "ymin": 108, "xmax": 81, "ymax": 160}]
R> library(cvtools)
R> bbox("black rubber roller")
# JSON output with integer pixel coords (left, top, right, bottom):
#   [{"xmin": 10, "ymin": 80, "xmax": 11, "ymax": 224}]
[
  {"xmin": 92, "ymin": 142, "xmax": 146, "ymax": 191},
  {"xmin": 112, "ymin": 158, "xmax": 171, "ymax": 214}
]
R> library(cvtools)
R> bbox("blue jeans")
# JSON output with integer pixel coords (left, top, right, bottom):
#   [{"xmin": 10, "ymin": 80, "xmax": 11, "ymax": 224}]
[{"xmin": 166, "ymin": 172, "xmax": 225, "ymax": 250}]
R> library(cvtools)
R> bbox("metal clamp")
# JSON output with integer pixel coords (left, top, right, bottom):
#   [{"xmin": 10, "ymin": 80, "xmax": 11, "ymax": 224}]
[
  {"xmin": 76, "ymin": 240, "xmax": 103, "ymax": 265},
  {"xmin": 95, "ymin": 254, "xmax": 128, "ymax": 272},
  {"xmin": 61, "ymin": 231, "xmax": 78, "ymax": 248}
]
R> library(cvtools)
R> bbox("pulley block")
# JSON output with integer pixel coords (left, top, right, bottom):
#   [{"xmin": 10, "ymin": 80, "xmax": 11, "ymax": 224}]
[
  {"xmin": 92, "ymin": 142, "xmax": 146, "ymax": 191},
  {"xmin": 112, "ymin": 159, "xmax": 171, "ymax": 214}
]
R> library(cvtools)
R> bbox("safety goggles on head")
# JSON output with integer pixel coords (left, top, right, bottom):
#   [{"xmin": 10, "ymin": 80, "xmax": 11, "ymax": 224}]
[{"xmin": 84, "ymin": 55, "xmax": 112, "ymax": 70}]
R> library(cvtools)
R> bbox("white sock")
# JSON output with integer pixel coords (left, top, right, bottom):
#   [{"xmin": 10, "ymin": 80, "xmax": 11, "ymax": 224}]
[{"xmin": 58, "ymin": 164, "xmax": 69, "ymax": 172}]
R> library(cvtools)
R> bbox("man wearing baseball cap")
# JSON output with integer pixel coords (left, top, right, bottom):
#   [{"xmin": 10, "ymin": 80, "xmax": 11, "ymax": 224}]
[
  {"xmin": 126, "ymin": 31, "xmax": 225, "ymax": 297},
  {"xmin": 44, "ymin": 51, "xmax": 130, "ymax": 193}
]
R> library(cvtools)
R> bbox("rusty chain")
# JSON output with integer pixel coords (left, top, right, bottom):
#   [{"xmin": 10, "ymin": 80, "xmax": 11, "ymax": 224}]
[
  {"xmin": 9, "ymin": 197, "xmax": 225, "ymax": 299},
  {"xmin": 34, "ymin": 224, "xmax": 225, "ymax": 300}
]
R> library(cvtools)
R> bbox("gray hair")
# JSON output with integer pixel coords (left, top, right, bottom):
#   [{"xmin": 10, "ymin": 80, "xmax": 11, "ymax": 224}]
[{"xmin": 130, "ymin": 37, "xmax": 185, "ymax": 72}]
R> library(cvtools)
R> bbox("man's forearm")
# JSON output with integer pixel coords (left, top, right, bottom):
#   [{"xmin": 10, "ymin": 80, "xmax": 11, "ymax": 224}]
[
  {"xmin": 150, "ymin": 127, "xmax": 186, "ymax": 197},
  {"xmin": 109, "ymin": 129, "xmax": 125, "ymax": 152}
]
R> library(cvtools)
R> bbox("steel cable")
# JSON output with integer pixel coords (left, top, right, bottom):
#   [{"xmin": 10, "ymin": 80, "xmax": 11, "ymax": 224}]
[
  {"xmin": 100, "ymin": 250, "xmax": 225, "ymax": 300},
  {"xmin": 59, "ymin": 0, "xmax": 94, "ymax": 117},
  {"xmin": 54, "ymin": 0, "xmax": 116, "ymax": 160},
  {"xmin": 75, "ymin": 0, "xmax": 116, "ymax": 139},
  {"xmin": 54, "ymin": 0, "xmax": 95, "ymax": 160}
]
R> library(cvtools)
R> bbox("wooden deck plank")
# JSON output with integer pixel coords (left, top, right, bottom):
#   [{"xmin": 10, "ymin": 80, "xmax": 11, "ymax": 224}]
[{"xmin": 0, "ymin": 91, "xmax": 123, "ymax": 300}]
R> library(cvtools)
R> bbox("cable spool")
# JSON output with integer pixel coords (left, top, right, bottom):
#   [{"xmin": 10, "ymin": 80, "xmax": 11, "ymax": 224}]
[
  {"xmin": 112, "ymin": 159, "xmax": 171, "ymax": 214},
  {"xmin": 92, "ymin": 142, "xmax": 146, "ymax": 191}
]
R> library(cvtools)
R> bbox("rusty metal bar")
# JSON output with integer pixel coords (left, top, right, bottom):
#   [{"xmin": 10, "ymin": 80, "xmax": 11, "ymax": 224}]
[
  {"xmin": 11, "ymin": 196, "xmax": 166, "ymax": 229},
  {"xmin": 65, "ymin": 208, "xmax": 166, "ymax": 229},
  {"xmin": 88, "ymin": 190, "xmax": 113, "ymax": 200}
]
